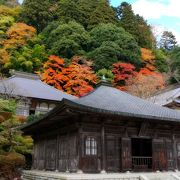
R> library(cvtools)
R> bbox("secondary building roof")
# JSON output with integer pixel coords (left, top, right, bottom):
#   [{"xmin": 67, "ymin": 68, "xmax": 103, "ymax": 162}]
[
  {"xmin": 0, "ymin": 71, "xmax": 76, "ymax": 101},
  {"xmin": 22, "ymin": 82, "xmax": 180, "ymax": 132},
  {"xmin": 149, "ymin": 84, "xmax": 180, "ymax": 106}
]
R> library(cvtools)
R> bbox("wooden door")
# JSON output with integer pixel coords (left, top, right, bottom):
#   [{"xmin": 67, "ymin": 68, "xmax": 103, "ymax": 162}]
[
  {"xmin": 153, "ymin": 139, "xmax": 167, "ymax": 171},
  {"xmin": 166, "ymin": 140, "xmax": 174, "ymax": 170},
  {"xmin": 80, "ymin": 136, "xmax": 100, "ymax": 173},
  {"xmin": 121, "ymin": 138, "xmax": 132, "ymax": 171},
  {"xmin": 45, "ymin": 138, "xmax": 56, "ymax": 170},
  {"xmin": 106, "ymin": 136, "xmax": 120, "ymax": 172}
]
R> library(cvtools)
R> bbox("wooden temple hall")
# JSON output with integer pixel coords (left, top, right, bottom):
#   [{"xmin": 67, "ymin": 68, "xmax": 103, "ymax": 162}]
[{"xmin": 22, "ymin": 82, "xmax": 180, "ymax": 173}]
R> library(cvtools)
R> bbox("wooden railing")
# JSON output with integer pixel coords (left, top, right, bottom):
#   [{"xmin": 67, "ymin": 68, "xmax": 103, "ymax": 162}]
[{"xmin": 132, "ymin": 156, "xmax": 152, "ymax": 170}]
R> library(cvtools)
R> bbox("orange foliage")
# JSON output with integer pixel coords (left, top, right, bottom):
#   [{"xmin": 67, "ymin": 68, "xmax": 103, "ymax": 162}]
[
  {"xmin": 41, "ymin": 55, "xmax": 97, "ymax": 97},
  {"xmin": 63, "ymin": 62, "xmax": 97, "ymax": 97},
  {"xmin": 41, "ymin": 55, "xmax": 68, "ymax": 90},
  {"xmin": 3, "ymin": 23, "xmax": 36, "ymax": 50},
  {"xmin": 141, "ymin": 48, "xmax": 156, "ymax": 71},
  {"xmin": 0, "ymin": 23, "xmax": 36, "ymax": 64},
  {"xmin": 112, "ymin": 62, "xmax": 137, "ymax": 90}
]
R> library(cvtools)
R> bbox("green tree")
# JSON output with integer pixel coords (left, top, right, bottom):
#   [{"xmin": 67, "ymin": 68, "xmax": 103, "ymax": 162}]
[
  {"xmin": 160, "ymin": 31, "xmax": 177, "ymax": 51},
  {"xmin": 88, "ymin": 23, "xmax": 141, "ymax": 70},
  {"xmin": 57, "ymin": 0, "xmax": 83, "ymax": 23},
  {"xmin": 4, "ymin": 44, "xmax": 48, "ymax": 73},
  {"xmin": 19, "ymin": 0, "xmax": 59, "ymax": 32},
  {"xmin": 169, "ymin": 46, "xmax": 180, "ymax": 82},
  {"xmin": 87, "ymin": 0, "xmax": 116, "ymax": 29},
  {"xmin": 117, "ymin": 2, "xmax": 154, "ymax": 49},
  {"xmin": 41, "ymin": 21, "xmax": 91, "ymax": 59},
  {"xmin": 154, "ymin": 49, "xmax": 168, "ymax": 73},
  {"xmin": 96, "ymin": 68, "xmax": 114, "ymax": 82},
  {"xmin": 0, "ymin": 99, "xmax": 33, "ymax": 179}
]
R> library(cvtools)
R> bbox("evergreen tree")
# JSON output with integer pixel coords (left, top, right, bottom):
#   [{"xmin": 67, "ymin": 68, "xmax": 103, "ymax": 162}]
[
  {"xmin": 117, "ymin": 2, "xmax": 154, "ymax": 49},
  {"xmin": 19, "ymin": 0, "xmax": 59, "ymax": 32},
  {"xmin": 88, "ymin": 23, "xmax": 141, "ymax": 70},
  {"xmin": 160, "ymin": 31, "xmax": 177, "ymax": 51}
]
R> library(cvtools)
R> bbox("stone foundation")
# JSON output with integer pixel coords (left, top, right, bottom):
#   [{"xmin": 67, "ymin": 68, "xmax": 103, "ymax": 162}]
[
  {"xmin": 22, "ymin": 170, "xmax": 143, "ymax": 180},
  {"xmin": 22, "ymin": 170, "xmax": 180, "ymax": 180}
]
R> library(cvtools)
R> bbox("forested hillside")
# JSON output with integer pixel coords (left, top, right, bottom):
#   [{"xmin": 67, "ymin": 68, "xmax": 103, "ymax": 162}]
[{"xmin": 0, "ymin": 0, "xmax": 179, "ymax": 97}]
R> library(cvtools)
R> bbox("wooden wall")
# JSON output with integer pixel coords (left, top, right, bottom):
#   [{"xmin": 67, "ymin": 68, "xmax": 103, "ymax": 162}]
[{"xmin": 31, "ymin": 115, "xmax": 180, "ymax": 173}]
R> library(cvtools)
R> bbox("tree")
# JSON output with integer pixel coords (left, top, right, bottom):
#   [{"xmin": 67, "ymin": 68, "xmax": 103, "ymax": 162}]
[
  {"xmin": 141, "ymin": 48, "xmax": 156, "ymax": 71},
  {"xmin": 126, "ymin": 68, "xmax": 165, "ymax": 98},
  {"xmin": 96, "ymin": 68, "xmax": 114, "ymax": 82},
  {"xmin": 154, "ymin": 49, "xmax": 168, "ymax": 73},
  {"xmin": 19, "ymin": 0, "xmax": 59, "ymax": 32},
  {"xmin": 0, "ymin": 22, "xmax": 37, "ymax": 74},
  {"xmin": 2, "ymin": 22, "xmax": 36, "ymax": 50},
  {"xmin": 117, "ymin": 2, "xmax": 154, "ymax": 49},
  {"xmin": 112, "ymin": 62, "xmax": 137, "ymax": 90},
  {"xmin": 57, "ymin": 0, "xmax": 83, "ymax": 24},
  {"xmin": 0, "ymin": 98, "xmax": 33, "ymax": 179},
  {"xmin": 169, "ymin": 46, "xmax": 180, "ymax": 82},
  {"xmin": 4, "ymin": 44, "xmax": 48, "ymax": 73},
  {"xmin": 87, "ymin": 0, "xmax": 116, "ymax": 29},
  {"xmin": 0, "ymin": 5, "xmax": 21, "ymax": 39},
  {"xmin": 41, "ymin": 55, "xmax": 67, "ymax": 90},
  {"xmin": 88, "ymin": 23, "xmax": 141, "ymax": 70},
  {"xmin": 41, "ymin": 55, "xmax": 97, "ymax": 97},
  {"xmin": 126, "ymin": 72, "xmax": 165, "ymax": 98},
  {"xmin": 41, "ymin": 21, "xmax": 91, "ymax": 59},
  {"xmin": 160, "ymin": 31, "xmax": 177, "ymax": 51},
  {"xmin": 63, "ymin": 62, "xmax": 97, "ymax": 97}
]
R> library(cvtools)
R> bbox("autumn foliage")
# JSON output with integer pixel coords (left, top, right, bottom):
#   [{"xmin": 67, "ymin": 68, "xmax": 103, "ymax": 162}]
[
  {"xmin": 126, "ymin": 68, "xmax": 165, "ymax": 98},
  {"xmin": 112, "ymin": 62, "xmax": 137, "ymax": 90},
  {"xmin": 141, "ymin": 48, "xmax": 156, "ymax": 71},
  {"xmin": 41, "ymin": 55, "xmax": 97, "ymax": 97},
  {"xmin": 0, "ymin": 23, "xmax": 36, "ymax": 65},
  {"xmin": 112, "ymin": 61, "xmax": 165, "ymax": 97}
]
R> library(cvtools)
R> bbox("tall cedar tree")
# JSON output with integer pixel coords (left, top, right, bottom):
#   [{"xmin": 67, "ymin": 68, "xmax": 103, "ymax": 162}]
[
  {"xmin": 118, "ymin": 2, "xmax": 154, "ymax": 49},
  {"xmin": 20, "ymin": 0, "xmax": 59, "ymax": 32}
]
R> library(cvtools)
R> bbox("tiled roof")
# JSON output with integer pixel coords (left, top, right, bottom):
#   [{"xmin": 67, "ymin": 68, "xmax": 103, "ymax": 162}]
[
  {"xmin": 149, "ymin": 84, "xmax": 180, "ymax": 106},
  {"xmin": 67, "ymin": 83, "xmax": 180, "ymax": 122},
  {"xmin": 21, "ymin": 82, "xmax": 180, "ymax": 132},
  {"xmin": 0, "ymin": 71, "xmax": 76, "ymax": 101}
]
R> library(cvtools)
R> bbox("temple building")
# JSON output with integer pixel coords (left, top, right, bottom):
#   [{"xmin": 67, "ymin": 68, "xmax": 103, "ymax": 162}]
[
  {"xmin": 0, "ymin": 71, "xmax": 76, "ymax": 116},
  {"xmin": 150, "ymin": 83, "xmax": 180, "ymax": 110},
  {"xmin": 22, "ymin": 82, "xmax": 180, "ymax": 173}
]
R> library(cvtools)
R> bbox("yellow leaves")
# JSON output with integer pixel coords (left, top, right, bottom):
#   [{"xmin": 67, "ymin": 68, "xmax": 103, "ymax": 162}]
[
  {"xmin": 141, "ymin": 48, "xmax": 156, "ymax": 71},
  {"xmin": 0, "ymin": 5, "xmax": 21, "ymax": 18},
  {"xmin": 4, "ymin": 23, "xmax": 36, "ymax": 49},
  {"xmin": 0, "ymin": 49, "xmax": 10, "ymax": 64}
]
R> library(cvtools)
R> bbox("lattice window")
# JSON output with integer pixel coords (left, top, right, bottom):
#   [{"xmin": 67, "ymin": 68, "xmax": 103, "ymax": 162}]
[{"xmin": 85, "ymin": 137, "xmax": 97, "ymax": 155}]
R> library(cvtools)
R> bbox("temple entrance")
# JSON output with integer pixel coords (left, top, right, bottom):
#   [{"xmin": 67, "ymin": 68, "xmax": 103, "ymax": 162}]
[{"xmin": 131, "ymin": 138, "xmax": 152, "ymax": 171}]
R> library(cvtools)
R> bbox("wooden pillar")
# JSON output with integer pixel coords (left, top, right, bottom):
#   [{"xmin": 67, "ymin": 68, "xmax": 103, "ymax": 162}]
[
  {"xmin": 77, "ymin": 124, "xmax": 83, "ymax": 173},
  {"xmin": 101, "ymin": 123, "xmax": 106, "ymax": 173},
  {"xmin": 173, "ymin": 134, "xmax": 178, "ymax": 170},
  {"xmin": 55, "ymin": 132, "xmax": 59, "ymax": 172},
  {"xmin": 66, "ymin": 131, "xmax": 70, "ymax": 173}
]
